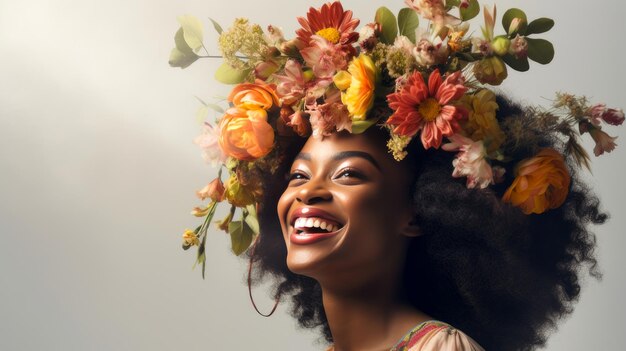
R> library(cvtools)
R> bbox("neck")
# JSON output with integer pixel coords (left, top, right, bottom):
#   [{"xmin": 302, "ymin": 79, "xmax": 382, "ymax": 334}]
[{"xmin": 320, "ymin": 281, "xmax": 430, "ymax": 351}]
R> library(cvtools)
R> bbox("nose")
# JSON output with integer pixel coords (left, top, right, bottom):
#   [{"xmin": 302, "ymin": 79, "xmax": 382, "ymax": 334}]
[{"xmin": 295, "ymin": 179, "xmax": 332, "ymax": 205}]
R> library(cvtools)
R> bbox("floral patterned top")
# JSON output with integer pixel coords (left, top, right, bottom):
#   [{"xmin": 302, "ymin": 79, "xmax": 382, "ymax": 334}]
[{"xmin": 390, "ymin": 320, "xmax": 484, "ymax": 351}]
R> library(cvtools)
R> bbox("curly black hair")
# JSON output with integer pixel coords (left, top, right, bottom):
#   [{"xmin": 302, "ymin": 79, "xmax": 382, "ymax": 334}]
[{"xmin": 250, "ymin": 96, "xmax": 607, "ymax": 351}]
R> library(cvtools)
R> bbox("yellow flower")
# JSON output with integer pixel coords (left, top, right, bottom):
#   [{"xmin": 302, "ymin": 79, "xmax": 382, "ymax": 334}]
[
  {"xmin": 182, "ymin": 229, "xmax": 200, "ymax": 247},
  {"xmin": 502, "ymin": 148, "xmax": 571, "ymax": 215},
  {"xmin": 219, "ymin": 107, "xmax": 275, "ymax": 161},
  {"xmin": 461, "ymin": 89, "xmax": 505, "ymax": 153},
  {"xmin": 334, "ymin": 54, "xmax": 379, "ymax": 121},
  {"xmin": 473, "ymin": 56, "xmax": 508, "ymax": 86},
  {"xmin": 224, "ymin": 175, "xmax": 256, "ymax": 207}
]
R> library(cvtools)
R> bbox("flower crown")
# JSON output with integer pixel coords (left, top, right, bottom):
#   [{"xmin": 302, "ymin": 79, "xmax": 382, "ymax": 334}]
[{"xmin": 170, "ymin": 1, "xmax": 623, "ymax": 273}]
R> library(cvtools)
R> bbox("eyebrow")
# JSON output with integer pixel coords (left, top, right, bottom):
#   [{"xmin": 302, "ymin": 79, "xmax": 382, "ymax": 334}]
[{"xmin": 295, "ymin": 151, "xmax": 381, "ymax": 171}]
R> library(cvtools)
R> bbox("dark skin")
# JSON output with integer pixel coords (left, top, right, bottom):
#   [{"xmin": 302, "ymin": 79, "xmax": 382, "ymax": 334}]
[{"xmin": 277, "ymin": 131, "xmax": 432, "ymax": 351}]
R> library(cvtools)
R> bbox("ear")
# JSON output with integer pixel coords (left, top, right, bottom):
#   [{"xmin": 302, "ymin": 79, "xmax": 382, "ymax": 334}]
[{"xmin": 399, "ymin": 215, "xmax": 422, "ymax": 238}]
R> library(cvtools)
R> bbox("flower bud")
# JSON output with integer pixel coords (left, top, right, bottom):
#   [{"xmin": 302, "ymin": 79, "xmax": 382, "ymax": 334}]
[
  {"xmin": 473, "ymin": 56, "xmax": 508, "ymax": 86},
  {"xmin": 491, "ymin": 37, "xmax": 510, "ymax": 56},
  {"xmin": 254, "ymin": 60, "xmax": 280, "ymax": 80},
  {"xmin": 182, "ymin": 229, "xmax": 200, "ymax": 247},
  {"xmin": 197, "ymin": 177, "xmax": 225, "ymax": 202},
  {"xmin": 509, "ymin": 35, "xmax": 528, "ymax": 59}
]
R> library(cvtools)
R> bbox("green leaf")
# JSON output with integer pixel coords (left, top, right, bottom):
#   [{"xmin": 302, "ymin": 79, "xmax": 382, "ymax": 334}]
[
  {"xmin": 229, "ymin": 220, "xmax": 254, "ymax": 256},
  {"xmin": 397, "ymin": 8, "xmax": 419, "ymax": 43},
  {"xmin": 502, "ymin": 8, "xmax": 527, "ymax": 36},
  {"xmin": 502, "ymin": 53, "xmax": 530, "ymax": 72},
  {"xmin": 169, "ymin": 28, "xmax": 199, "ymax": 68},
  {"xmin": 526, "ymin": 18, "xmax": 555, "ymax": 35},
  {"xmin": 177, "ymin": 15, "xmax": 204, "ymax": 53},
  {"xmin": 527, "ymin": 38, "xmax": 554, "ymax": 64},
  {"xmin": 194, "ymin": 96, "xmax": 225, "ymax": 114},
  {"xmin": 445, "ymin": 0, "xmax": 460, "ymax": 10},
  {"xmin": 460, "ymin": 0, "xmax": 480, "ymax": 21},
  {"xmin": 209, "ymin": 18, "xmax": 223, "ymax": 34},
  {"xmin": 215, "ymin": 62, "xmax": 251, "ymax": 84},
  {"xmin": 375, "ymin": 7, "xmax": 398, "ymax": 45},
  {"xmin": 352, "ymin": 118, "xmax": 379, "ymax": 134},
  {"xmin": 244, "ymin": 211, "xmax": 260, "ymax": 235}
]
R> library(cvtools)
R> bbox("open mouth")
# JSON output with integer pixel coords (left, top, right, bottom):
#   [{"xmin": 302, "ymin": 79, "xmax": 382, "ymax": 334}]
[{"xmin": 293, "ymin": 217, "xmax": 344, "ymax": 235}]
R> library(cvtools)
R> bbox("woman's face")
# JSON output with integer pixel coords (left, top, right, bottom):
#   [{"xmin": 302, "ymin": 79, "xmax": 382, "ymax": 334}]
[{"xmin": 277, "ymin": 130, "xmax": 419, "ymax": 288}]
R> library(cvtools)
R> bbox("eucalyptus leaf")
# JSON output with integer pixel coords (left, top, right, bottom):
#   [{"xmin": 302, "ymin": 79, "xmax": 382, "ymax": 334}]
[
  {"xmin": 177, "ymin": 15, "xmax": 204, "ymax": 53},
  {"xmin": 526, "ymin": 18, "xmax": 555, "ymax": 35},
  {"xmin": 527, "ymin": 38, "xmax": 554, "ymax": 64},
  {"xmin": 169, "ymin": 28, "xmax": 199, "ymax": 68},
  {"xmin": 215, "ymin": 62, "xmax": 251, "ymax": 84},
  {"xmin": 375, "ymin": 7, "xmax": 398, "ymax": 45},
  {"xmin": 229, "ymin": 220, "xmax": 254, "ymax": 256},
  {"xmin": 397, "ymin": 8, "xmax": 419, "ymax": 43},
  {"xmin": 460, "ymin": 0, "xmax": 480, "ymax": 21},
  {"xmin": 445, "ymin": 0, "xmax": 460, "ymax": 10},
  {"xmin": 502, "ymin": 8, "xmax": 527, "ymax": 36},
  {"xmin": 209, "ymin": 18, "xmax": 224, "ymax": 34},
  {"xmin": 352, "ymin": 118, "xmax": 379, "ymax": 134},
  {"xmin": 502, "ymin": 53, "xmax": 530, "ymax": 72}
]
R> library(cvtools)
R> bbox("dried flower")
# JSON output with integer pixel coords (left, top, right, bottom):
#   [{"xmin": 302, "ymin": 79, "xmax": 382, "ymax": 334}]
[
  {"xmin": 182, "ymin": 229, "xmax": 200, "ymax": 247},
  {"xmin": 224, "ymin": 175, "xmax": 256, "ymax": 207},
  {"xmin": 196, "ymin": 178, "xmax": 226, "ymax": 202},
  {"xmin": 589, "ymin": 128, "xmax": 618, "ymax": 156}
]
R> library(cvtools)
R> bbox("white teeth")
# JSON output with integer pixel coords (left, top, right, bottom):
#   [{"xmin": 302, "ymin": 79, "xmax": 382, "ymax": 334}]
[{"xmin": 293, "ymin": 216, "xmax": 342, "ymax": 232}]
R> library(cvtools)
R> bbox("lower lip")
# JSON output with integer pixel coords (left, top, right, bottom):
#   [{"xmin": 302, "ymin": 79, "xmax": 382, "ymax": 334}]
[{"xmin": 289, "ymin": 228, "xmax": 341, "ymax": 245}]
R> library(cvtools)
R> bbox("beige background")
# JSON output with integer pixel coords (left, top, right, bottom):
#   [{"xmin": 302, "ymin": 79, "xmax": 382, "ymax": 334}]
[{"xmin": 1, "ymin": 0, "xmax": 624, "ymax": 350}]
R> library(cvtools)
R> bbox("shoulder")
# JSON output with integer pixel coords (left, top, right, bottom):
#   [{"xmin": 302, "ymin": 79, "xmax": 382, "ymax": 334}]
[{"xmin": 390, "ymin": 320, "xmax": 484, "ymax": 351}]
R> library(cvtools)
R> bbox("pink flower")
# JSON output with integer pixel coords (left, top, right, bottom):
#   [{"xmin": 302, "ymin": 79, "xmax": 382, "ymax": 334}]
[
  {"xmin": 509, "ymin": 35, "xmax": 528, "ymax": 59},
  {"xmin": 386, "ymin": 69, "xmax": 468, "ymax": 149},
  {"xmin": 286, "ymin": 110, "xmax": 312, "ymax": 137},
  {"xmin": 194, "ymin": 122, "xmax": 226, "ymax": 166},
  {"xmin": 442, "ymin": 134, "xmax": 497, "ymax": 189},
  {"xmin": 587, "ymin": 104, "xmax": 625, "ymax": 126},
  {"xmin": 308, "ymin": 102, "xmax": 352, "ymax": 138},
  {"xmin": 301, "ymin": 35, "xmax": 350, "ymax": 78},
  {"xmin": 404, "ymin": 0, "xmax": 459, "ymax": 27},
  {"xmin": 589, "ymin": 128, "xmax": 618, "ymax": 156},
  {"xmin": 275, "ymin": 60, "xmax": 307, "ymax": 105},
  {"xmin": 602, "ymin": 108, "xmax": 625, "ymax": 126}
]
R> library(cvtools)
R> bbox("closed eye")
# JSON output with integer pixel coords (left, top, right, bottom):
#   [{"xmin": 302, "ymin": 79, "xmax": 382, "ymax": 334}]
[{"xmin": 334, "ymin": 168, "xmax": 365, "ymax": 182}]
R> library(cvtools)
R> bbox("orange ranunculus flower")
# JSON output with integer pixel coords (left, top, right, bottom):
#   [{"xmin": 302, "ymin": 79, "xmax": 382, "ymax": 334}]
[
  {"xmin": 218, "ymin": 107, "xmax": 275, "ymax": 161},
  {"xmin": 502, "ymin": 148, "xmax": 571, "ymax": 215},
  {"xmin": 228, "ymin": 81, "xmax": 280, "ymax": 110}
]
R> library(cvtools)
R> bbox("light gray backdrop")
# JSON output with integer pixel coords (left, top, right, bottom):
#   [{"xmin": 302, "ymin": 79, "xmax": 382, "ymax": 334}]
[{"xmin": 1, "ymin": 0, "xmax": 624, "ymax": 350}]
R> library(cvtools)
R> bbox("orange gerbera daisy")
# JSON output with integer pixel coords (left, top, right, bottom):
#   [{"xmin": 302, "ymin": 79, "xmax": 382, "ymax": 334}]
[
  {"xmin": 296, "ymin": 2, "xmax": 360, "ymax": 46},
  {"xmin": 386, "ymin": 69, "xmax": 468, "ymax": 149}
]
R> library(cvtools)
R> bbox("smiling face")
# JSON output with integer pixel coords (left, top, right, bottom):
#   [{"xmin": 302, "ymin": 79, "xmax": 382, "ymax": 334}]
[{"xmin": 277, "ymin": 129, "xmax": 419, "ymax": 290}]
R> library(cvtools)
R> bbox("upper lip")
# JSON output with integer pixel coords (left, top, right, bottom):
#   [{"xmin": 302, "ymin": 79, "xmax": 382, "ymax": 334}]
[{"xmin": 289, "ymin": 207, "xmax": 344, "ymax": 227}]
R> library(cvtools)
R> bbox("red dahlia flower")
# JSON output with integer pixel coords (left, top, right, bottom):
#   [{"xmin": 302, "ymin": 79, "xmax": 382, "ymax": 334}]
[
  {"xmin": 296, "ymin": 2, "xmax": 360, "ymax": 46},
  {"xmin": 386, "ymin": 70, "xmax": 468, "ymax": 149}
]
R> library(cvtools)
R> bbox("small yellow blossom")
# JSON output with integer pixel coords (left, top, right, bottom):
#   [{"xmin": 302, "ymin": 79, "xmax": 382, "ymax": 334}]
[{"xmin": 182, "ymin": 229, "xmax": 200, "ymax": 247}]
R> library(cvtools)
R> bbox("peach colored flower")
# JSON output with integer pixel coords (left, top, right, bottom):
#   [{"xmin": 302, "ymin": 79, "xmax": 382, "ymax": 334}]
[
  {"xmin": 503, "ymin": 148, "xmax": 571, "ymax": 215},
  {"xmin": 308, "ymin": 102, "xmax": 352, "ymax": 138},
  {"xmin": 442, "ymin": 134, "xmax": 497, "ymax": 189},
  {"xmin": 286, "ymin": 110, "xmax": 312, "ymax": 137},
  {"xmin": 386, "ymin": 69, "xmax": 467, "ymax": 149},
  {"xmin": 194, "ymin": 122, "xmax": 227, "ymax": 166},
  {"xmin": 301, "ymin": 35, "xmax": 350, "ymax": 78},
  {"xmin": 589, "ymin": 128, "xmax": 618, "ymax": 156},
  {"xmin": 218, "ymin": 107, "xmax": 275, "ymax": 161},
  {"xmin": 296, "ymin": 2, "xmax": 360, "ymax": 47},
  {"xmin": 228, "ymin": 81, "xmax": 279, "ymax": 110},
  {"xmin": 334, "ymin": 54, "xmax": 379, "ymax": 121},
  {"xmin": 196, "ymin": 177, "xmax": 225, "ymax": 202}
]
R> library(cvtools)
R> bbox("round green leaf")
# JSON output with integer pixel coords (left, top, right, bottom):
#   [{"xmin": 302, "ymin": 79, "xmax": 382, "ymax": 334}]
[
  {"xmin": 445, "ymin": 0, "xmax": 461, "ymax": 10},
  {"xmin": 375, "ymin": 7, "xmax": 398, "ymax": 45},
  {"xmin": 169, "ymin": 29, "xmax": 199, "ymax": 68},
  {"xmin": 502, "ymin": 8, "xmax": 527, "ymax": 36},
  {"xmin": 177, "ymin": 15, "xmax": 204, "ymax": 53},
  {"xmin": 398, "ymin": 8, "xmax": 419, "ymax": 43},
  {"xmin": 526, "ymin": 18, "xmax": 555, "ymax": 35},
  {"xmin": 460, "ymin": 0, "xmax": 480, "ymax": 21},
  {"xmin": 527, "ymin": 38, "xmax": 555, "ymax": 64},
  {"xmin": 229, "ymin": 220, "xmax": 254, "ymax": 256},
  {"xmin": 502, "ymin": 53, "xmax": 529, "ymax": 72},
  {"xmin": 215, "ymin": 62, "xmax": 251, "ymax": 84}
]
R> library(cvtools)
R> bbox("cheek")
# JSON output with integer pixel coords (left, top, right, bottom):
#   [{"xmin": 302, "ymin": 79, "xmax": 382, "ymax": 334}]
[{"xmin": 276, "ymin": 188, "xmax": 294, "ymax": 233}]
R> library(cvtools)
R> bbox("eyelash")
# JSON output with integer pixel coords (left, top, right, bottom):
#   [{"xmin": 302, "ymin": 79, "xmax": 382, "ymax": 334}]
[{"xmin": 287, "ymin": 168, "xmax": 362, "ymax": 182}]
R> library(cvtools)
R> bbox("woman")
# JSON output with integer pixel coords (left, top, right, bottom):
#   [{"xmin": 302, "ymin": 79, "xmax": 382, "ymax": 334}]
[{"xmin": 175, "ymin": 1, "xmax": 622, "ymax": 350}]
